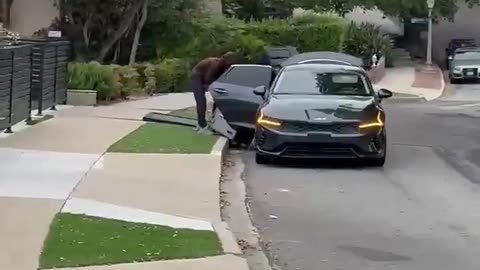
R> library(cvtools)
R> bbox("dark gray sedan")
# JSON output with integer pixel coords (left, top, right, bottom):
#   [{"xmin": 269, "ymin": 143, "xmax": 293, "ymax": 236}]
[{"xmin": 209, "ymin": 59, "xmax": 393, "ymax": 166}]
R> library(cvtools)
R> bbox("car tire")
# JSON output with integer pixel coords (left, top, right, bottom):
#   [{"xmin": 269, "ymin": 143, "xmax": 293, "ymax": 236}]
[
  {"xmin": 450, "ymin": 77, "xmax": 459, "ymax": 84},
  {"xmin": 256, "ymin": 152, "xmax": 273, "ymax": 165},
  {"xmin": 368, "ymin": 155, "xmax": 386, "ymax": 167},
  {"xmin": 234, "ymin": 128, "xmax": 255, "ymax": 147}
]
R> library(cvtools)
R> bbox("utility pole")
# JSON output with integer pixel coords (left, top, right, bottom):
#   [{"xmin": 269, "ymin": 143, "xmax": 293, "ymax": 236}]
[{"xmin": 426, "ymin": 0, "xmax": 435, "ymax": 66}]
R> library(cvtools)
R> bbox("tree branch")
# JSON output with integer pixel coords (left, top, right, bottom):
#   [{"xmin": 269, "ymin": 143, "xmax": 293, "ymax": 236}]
[
  {"xmin": 129, "ymin": 0, "xmax": 148, "ymax": 64},
  {"xmin": 96, "ymin": 0, "xmax": 145, "ymax": 63}
]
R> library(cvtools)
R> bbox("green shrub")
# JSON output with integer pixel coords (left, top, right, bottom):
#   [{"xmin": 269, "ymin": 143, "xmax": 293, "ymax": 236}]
[
  {"xmin": 180, "ymin": 16, "xmax": 344, "ymax": 60},
  {"xmin": 177, "ymin": 17, "xmax": 266, "ymax": 64},
  {"xmin": 67, "ymin": 62, "xmax": 120, "ymax": 101},
  {"xmin": 154, "ymin": 58, "xmax": 191, "ymax": 93},
  {"xmin": 342, "ymin": 22, "xmax": 393, "ymax": 66},
  {"xmin": 133, "ymin": 63, "xmax": 157, "ymax": 95},
  {"xmin": 245, "ymin": 18, "xmax": 344, "ymax": 52},
  {"xmin": 112, "ymin": 65, "xmax": 142, "ymax": 97}
]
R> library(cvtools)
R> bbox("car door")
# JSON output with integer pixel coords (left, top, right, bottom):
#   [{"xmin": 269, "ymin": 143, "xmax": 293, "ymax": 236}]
[{"xmin": 209, "ymin": 64, "xmax": 273, "ymax": 129}]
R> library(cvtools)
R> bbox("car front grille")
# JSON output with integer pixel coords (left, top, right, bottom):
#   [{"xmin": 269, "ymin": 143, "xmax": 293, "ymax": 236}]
[
  {"xmin": 281, "ymin": 121, "xmax": 358, "ymax": 134},
  {"xmin": 281, "ymin": 143, "xmax": 357, "ymax": 157},
  {"xmin": 463, "ymin": 68, "xmax": 478, "ymax": 76}
]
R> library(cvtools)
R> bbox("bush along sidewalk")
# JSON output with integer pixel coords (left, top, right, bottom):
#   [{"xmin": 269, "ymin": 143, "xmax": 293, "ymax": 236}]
[{"xmin": 39, "ymin": 213, "xmax": 222, "ymax": 269}]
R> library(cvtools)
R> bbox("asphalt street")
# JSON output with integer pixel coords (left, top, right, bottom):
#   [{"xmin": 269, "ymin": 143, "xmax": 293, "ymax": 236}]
[{"xmin": 243, "ymin": 82, "xmax": 480, "ymax": 270}]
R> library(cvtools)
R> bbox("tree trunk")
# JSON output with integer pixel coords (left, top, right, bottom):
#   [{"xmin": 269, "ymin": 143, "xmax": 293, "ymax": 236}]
[
  {"xmin": 129, "ymin": 0, "xmax": 148, "ymax": 65},
  {"xmin": 96, "ymin": 0, "xmax": 145, "ymax": 63}
]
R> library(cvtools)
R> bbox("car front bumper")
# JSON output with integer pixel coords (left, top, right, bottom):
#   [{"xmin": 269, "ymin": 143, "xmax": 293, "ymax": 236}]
[
  {"xmin": 451, "ymin": 68, "xmax": 480, "ymax": 79},
  {"xmin": 254, "ymin": 126, "xmax": 386, "ymax": 159}
]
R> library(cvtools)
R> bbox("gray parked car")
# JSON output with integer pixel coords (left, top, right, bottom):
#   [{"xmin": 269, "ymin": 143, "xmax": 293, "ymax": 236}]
[{"xmin": 449, "ymin": 47, "xmax": 480, "ymax": 83}]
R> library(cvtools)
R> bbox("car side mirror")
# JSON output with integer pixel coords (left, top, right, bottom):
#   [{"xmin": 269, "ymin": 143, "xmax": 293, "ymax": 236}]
[
  {"xmin": 253, "ymin": 85, "xmax": 267, "ymax": 96},
  {"xmin": 377, "ymin": 88, "xmax": 393, "ymax": 99}
]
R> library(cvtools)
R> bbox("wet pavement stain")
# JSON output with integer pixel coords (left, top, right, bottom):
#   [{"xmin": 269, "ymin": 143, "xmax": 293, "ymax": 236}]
[{"xmin": 337, "ymin": 246, "xmax": 412, "ymax": 262}]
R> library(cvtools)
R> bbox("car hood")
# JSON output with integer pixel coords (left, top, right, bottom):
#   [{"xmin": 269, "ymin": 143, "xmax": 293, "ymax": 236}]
[
  {"xmin": 452, "ymin": 60, "xmax": 480, "ymax": 67},
  {"xmin": 262, "ymin": 95, "xmax": 379, "ymax": 122}
]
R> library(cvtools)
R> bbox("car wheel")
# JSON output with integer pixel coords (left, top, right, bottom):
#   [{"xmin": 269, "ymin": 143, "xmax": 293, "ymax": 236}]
[
  {"xmin": 367, "ymin": 136, "xmax": 386, "ymax": 167},
  {"xmin": 450, "ymin": 78, "xmax": 458, "ymax": 84},
  {"xmin": 234, "ymin": 128, "xmax": 255, "ymax": 147},
  {"xmin": 256, "ymin": 152, "xmax": 273, "ymax": 165},
  {"xmin": 368, "ymin": 155, "xmax": 386, "ymax": 167}
]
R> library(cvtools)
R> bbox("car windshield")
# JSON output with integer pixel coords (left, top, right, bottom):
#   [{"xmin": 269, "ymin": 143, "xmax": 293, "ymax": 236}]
[
  {"xmin": 273, "ymin": 69, "xmax": 371, "ymax": 96},
  {"xmin": 454, "ymin": 51, "xmax": 480, "ymax": 60}
]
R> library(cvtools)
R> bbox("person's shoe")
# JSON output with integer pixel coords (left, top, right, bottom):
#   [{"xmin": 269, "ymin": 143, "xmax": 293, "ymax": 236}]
[
  {"xmin": 193, "ymin": 124, "xmax": 201, "ymax": 131},
  {"xmin": 198, "ymin": 126, "xmax": 213, "ymax": 135}
]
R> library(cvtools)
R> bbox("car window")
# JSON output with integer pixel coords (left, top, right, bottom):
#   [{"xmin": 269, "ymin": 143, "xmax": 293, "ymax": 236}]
[
  {"xmin": 273, "ymin": 69, "xmax": 371, "ymax": 96},
  {"xmin": 269, "ymin": 49, "xmax": 291, "ymax": 59},
  {"xmin": 218, "ymin": 65, "xmax": 272, "ymax": 88},
  {"xmin": 454, "ymin": 51, "xmax": 480, "ymax": 60}
]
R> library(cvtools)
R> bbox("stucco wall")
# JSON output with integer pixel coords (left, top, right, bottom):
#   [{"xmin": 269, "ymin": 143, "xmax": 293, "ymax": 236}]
[
  {"xmin": 432, "ymin": 3, "xmax": 480, "ymax": 63},
  {"xmin": 10, "ymin": 0, "xmax": 59, "ymax": 36}
]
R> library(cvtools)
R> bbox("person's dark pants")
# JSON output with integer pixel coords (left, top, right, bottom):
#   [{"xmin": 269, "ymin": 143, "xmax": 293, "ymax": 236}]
[{"xmin": 191, "ymin": 73, "xmax": 207, "ymax": 128}]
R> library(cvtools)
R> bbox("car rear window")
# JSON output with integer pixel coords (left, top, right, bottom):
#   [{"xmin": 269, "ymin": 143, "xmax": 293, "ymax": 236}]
[
  {"xmin": 268, "ymin": 50, "xmax": 291, "ymax": 59},
  {"xmin": 273, "ymin": 70, "xmax": 371, "ymax": 96}
]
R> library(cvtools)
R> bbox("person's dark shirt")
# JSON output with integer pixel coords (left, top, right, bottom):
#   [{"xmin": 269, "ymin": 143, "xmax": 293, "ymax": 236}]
[{"xmin": 192, "ymin": 57, "xmax": 230, "ymax": 89}]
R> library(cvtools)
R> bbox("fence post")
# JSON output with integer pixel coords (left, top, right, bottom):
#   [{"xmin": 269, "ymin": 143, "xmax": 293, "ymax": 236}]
[
  {"xmin": 51, "ymin": 43, "xmax": 58, "ymax": 111},
  {"xmin": 26, "ymin": 46, "xmax": 33, "ymax": 122},
  {"xmin": 5, "ymin": 49, "xmax": 15, "ymax": 133},
  {"xmin": 37, "ymin": 44, "xmax": 44, "ymax": 116}
]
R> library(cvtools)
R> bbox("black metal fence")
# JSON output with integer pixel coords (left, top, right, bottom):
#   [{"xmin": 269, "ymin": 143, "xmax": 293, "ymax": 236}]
[{"xmin": 0, "ymin": 39, "xmax": 71, "ymax": 133}]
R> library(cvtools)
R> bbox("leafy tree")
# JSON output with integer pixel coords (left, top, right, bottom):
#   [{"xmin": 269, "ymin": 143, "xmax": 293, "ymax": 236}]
[
  {"xmin": 57, "ymin": 0, "xmax": 197, "ymax": 63},
  {"xmin": 291, "ymin": 0, "xmax": 480, "ymax": 20},
  {"xmin": 223, "ymin": 0, "xmax": 293, "ymax": 20},
  {"xmin": 224, "ymin": 0, "xmax": 480, "ymax": 20}
]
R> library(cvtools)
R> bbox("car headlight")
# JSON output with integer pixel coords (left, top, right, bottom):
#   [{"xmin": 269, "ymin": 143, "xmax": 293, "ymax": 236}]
[
  {"xmin": 453, "ymin": 66, "xmax": 462, "ymax": 72},
  {"xmin": 359, "ymin": 112, "xmax": 384, "ymax": 130},
  {"xmin": 257, "ymin": 111, "xmax": 281, "ymax": 128}
]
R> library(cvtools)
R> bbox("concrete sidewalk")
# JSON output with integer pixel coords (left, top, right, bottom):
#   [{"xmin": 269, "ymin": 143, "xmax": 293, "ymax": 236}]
[
  {"xmin": 0, "ymin": 93, "xmax": 245, "ymax": 270},
  {"xmin": 374, "ymin": 57, "xmax": 445, "ymax": 101}
]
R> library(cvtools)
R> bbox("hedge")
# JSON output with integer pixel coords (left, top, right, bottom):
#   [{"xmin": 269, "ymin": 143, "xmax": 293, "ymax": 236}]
[
  {"xmin": 67, "ymin": 17, "xmax": 392, "ymax": 101},
  {"xmin": 67, "ymin": 62, "xmax": 157, "ymax": 101},
  {"xmin": 245, "ymin": 18, "xmax": 345, "ymax": 52}
]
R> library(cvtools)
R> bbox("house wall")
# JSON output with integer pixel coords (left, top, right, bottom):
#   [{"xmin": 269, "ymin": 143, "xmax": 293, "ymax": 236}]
[{"xmin": 10, "ymin": 0, "xmax": 59, "ymax": 36}]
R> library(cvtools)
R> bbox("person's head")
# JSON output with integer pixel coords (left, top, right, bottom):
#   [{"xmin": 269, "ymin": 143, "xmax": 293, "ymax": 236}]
[{"xmin": 221, "ymin": 51, "xmax": 237, "ymax": 66}]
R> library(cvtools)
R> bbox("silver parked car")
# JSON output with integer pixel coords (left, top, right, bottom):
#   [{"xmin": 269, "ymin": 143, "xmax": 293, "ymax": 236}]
[{"xmin": 449, "ymin": 47, "xmax": 480, "ymax": 83}]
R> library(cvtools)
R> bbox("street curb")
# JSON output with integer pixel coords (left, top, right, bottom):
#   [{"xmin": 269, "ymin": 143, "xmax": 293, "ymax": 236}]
[
  {"xmin": 385, "ymin": 96, "xmax": 427, "ymax": 104},
  {"xmin": 211, "ymin": 136, "xmax": 243, "ymax": 255},
  {"xmin": 436, "ymin": 64, "xmax": 446, "ymax": 98},
  {"xmin": 211, "ymin": 136, "xmax": 229, "ymax": 157},
  {"xmin": 213, "ymin": 222, "xmax": 243, "ymax": 255}
]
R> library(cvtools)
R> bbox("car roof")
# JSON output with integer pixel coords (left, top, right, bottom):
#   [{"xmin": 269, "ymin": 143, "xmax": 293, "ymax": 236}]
[
  {"xmin": 450, "ymin": 39, "xmax": 476, "ymax": 44},
  {"xmin": 455, "ymin": 47, "xmax": 480, "ymax": 53},
  {"xmin": 283, "ymin": 63, "xmax": 366, "ymax": 74}
]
